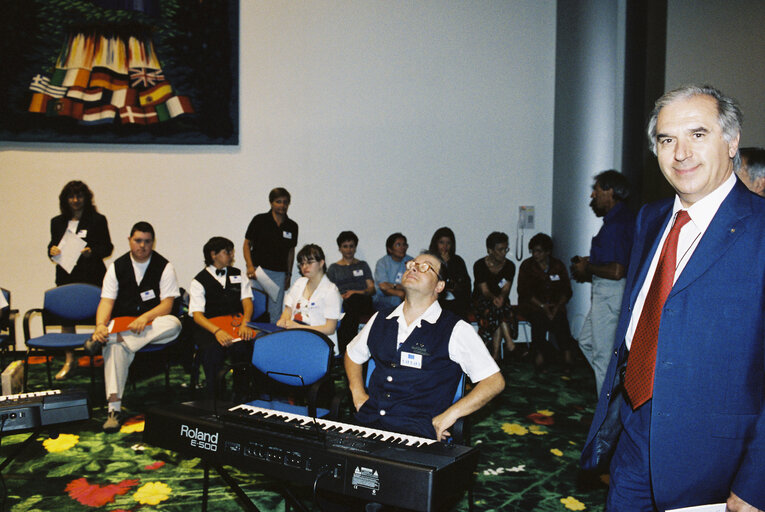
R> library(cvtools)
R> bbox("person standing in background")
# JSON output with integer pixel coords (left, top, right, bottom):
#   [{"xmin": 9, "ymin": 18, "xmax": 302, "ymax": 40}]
[
  {"xmin": 48, "ymin": 180, "xmax": 113, "ymax": 380},
  {"xmin": 242, "ymin": 188, "xmax": 298, "ymax": 324},
  {"xmin": 571, "ymin": 170, "xmax": 635, "ymax": 395}
]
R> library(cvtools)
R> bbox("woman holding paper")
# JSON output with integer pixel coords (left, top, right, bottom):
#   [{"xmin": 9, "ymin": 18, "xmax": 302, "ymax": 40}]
[
  {"xmin": 48, "ymin": 180, "xmax": 113, "ymax": 379},
  {"xmin": 277, "ymin": 244, "xmax": 342, "ymax": 355}
]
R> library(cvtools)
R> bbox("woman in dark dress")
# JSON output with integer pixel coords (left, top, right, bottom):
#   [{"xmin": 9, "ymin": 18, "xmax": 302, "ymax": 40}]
[
  {"xmin": 429, "ymin": 227, "xmax": 471, "ymax": 320},
  {"xmin": 517, "ymin": 233, "xmax": 575, "ymax": 372},
  {"xmin": 473, "ymin": 231, "xmax": 517, "ymax": 361},
  {"xmin": 48, "ymin": 180, "xmax": 113, "ymax": 379}
]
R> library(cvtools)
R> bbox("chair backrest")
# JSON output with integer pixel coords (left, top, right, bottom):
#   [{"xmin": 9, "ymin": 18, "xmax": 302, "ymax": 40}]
[
  {"xmin": 250, "ymin": 288, "xmax": 268, "ymax": 321},
  {"xmin": 251, "ymin": 328, "xmax": 333, "ymax": 387},
  {"xmin": 1, "ymin": 288, "xmax": 10, "ymax": 329},
  {"xmin": 43, "ymin": 284, "xmax": 102, "ymax": 324}
]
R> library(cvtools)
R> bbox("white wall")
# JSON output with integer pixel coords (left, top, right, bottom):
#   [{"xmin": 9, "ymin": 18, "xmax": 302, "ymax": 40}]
[
  {"xmin": 0, "ymin": 1, "xmax": 558, "ymax": 346},
  {"xmin": 665, "ymin": 0, "xmax": 765, "ymax": 147}
]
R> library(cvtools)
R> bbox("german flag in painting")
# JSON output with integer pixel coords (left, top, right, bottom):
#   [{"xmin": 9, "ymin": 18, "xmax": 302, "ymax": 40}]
[{"xmin": 27, "ymin": 31, "xmax": 193, "ymax": 127}]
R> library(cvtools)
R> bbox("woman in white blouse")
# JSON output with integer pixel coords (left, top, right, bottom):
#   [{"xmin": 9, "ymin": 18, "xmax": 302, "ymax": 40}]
[{"xmin": 276, "ymin": 244, "xmax": 342, "ymax": 355}]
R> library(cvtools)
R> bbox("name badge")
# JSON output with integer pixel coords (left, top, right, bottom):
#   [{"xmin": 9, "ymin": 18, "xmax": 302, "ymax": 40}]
[
  {"xmin": 395, "ymin": 271, "xmax": 403, "ymax": 283},
  {"xmin": 229, "ymin": 275, "xmax": 242, "ymax": 284},
  {"xmin": 550, "ymin": 274, "xmax": 560, "ymax": 281},
  {"xmin": 400, "ymin": 351, "xmax": 423, "ymax": 369},
  {"xmin": 353, "ymin": 269, "xmax": 364, "ymax": 277},
  {"xmin": 76, "ymin": 229, "xmax": 88, "ymax": 238},
  {"xmin": 283, "ymin": 231, "xmax": 293, "ymax": 240},
  {"xmin": 498, "ymin": 278, "xmax": 508, "ymax": 288},
  {"xmin": 140, "ymin": 289, "xmax": 157, "ymax": 301}
]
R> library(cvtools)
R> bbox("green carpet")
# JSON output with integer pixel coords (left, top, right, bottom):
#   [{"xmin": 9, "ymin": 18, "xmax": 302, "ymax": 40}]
[{"xmin": 2, "ymin": 352, "xmax": 608, "ymax": 511}]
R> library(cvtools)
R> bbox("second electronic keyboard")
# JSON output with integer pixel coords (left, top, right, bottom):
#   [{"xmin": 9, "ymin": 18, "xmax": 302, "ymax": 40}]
[
  {"xmin": 144, "ymin": 401, "xmax": 479, "ymax": 511},
  {"xmin": 0, "ymin": 389, "xmax": 90, "ymax": 433}
]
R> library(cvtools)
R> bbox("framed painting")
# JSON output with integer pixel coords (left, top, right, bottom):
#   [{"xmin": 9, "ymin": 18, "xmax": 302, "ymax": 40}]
[{"xmin": 0, "ymin": 0, "xmax": 239, "ymax": 145}]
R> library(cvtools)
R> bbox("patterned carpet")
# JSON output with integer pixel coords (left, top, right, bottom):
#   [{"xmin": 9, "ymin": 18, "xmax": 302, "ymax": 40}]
[{"xmin": 1, "ymin": 350, "xmax": 608, "ymax": 511}]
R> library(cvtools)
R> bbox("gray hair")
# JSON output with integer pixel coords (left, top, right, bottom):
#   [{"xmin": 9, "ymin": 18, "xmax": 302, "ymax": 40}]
[
  {"xmin": 646, "ymin": 84, "xmax": 742, "ymax": 170},
  {"xmin": 740, "ymin": 147, "xmax": 765, "ymax": 181}
]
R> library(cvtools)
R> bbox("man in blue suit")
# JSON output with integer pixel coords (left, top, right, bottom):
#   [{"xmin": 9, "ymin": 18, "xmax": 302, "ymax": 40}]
[{"xmin": 581, "ymin": 85, "xmax": 765, "ymax": 511}]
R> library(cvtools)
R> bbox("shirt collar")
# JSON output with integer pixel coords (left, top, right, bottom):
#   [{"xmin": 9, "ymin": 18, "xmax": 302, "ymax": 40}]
[
  {"xmin": 385, "ymin": 300, "xmax": 442, "ymax": 329},
  {"xmin": 603, "ymin": 201, "xmax": 626, "ymax": 223},
  {"xmin": 672, "ymin": 172, "xmax": 736, "ymax": 233}
]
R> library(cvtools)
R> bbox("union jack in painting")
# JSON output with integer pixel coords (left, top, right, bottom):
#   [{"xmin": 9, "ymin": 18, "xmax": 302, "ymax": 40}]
[{"xmin": 129, "ymin": 68, "xmax": 165, "ymax": 88}]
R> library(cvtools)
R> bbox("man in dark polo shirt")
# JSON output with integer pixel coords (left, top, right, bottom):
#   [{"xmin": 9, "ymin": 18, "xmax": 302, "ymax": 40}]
[
  {"xmin": 571, "ymin": 170, "xmax": 635, "ymax": 396},
  {"xmin": 345, "ymin": 251, "xmax": 505, "ymax": 441},
  {"xmin": 242, "ymin": 187, "xmax": 298, "ymax": 323},
  {"xmin": 87, "ymin": 221, "xmax": 181, "ymax": 432}
]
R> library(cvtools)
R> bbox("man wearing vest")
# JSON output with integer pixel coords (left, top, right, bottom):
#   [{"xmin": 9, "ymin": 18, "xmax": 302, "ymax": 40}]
[
  {"xmin": 345, "ymin": 251, "xmax": 505, "ymax": 441},
  {"xmin": 188, "ymin": 237, "xmax": 255, "ymax": 398},
  {"xmin": 86, "ymin": 221, "xmax": 182, "ymax": 432}
]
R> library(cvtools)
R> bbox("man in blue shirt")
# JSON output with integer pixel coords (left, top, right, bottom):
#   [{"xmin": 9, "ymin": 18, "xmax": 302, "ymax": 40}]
[{"xmin": 571, "ymin": 170, "xmax": 635, "ymax": 395}]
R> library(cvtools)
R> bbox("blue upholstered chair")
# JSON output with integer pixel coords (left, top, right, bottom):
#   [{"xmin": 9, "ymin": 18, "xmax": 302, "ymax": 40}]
[
  {"xmin": 23, "ymin": 284, "xmax": 102, "ymax": 391},
  {"xmin": 240, "ymin": 328, "xmax": 338, "ymax": 418}
]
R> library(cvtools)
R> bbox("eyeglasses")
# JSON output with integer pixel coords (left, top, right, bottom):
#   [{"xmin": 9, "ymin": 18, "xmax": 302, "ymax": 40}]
[
  {"xmin": 405, "ymin": 260, "xmax": 439, "ymax": 277},
  {"xmin": 299, "ymin": 258, "xmax": 318, "ymax": 267},
  {"xmin": 493, "ymin": 246, "xmax": 510, "ymax": 254}
]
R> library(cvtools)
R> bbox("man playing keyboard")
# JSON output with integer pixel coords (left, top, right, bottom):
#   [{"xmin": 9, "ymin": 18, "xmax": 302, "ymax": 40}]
[
  {"xmin": 345, "ymin": 251, "xmax": 505, "ymax": 441},
  {"xmin": 85, "ymin": 221, "xmax": 181, "ymax": 432}
]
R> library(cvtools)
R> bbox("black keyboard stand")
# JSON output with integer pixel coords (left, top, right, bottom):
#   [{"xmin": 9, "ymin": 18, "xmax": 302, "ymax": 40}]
[
  {"xmin": 201, "ymin": 460, "xmax": 310, "ymax": 512},
  {"xmin": 0, "ymin": 428, "xmax": 40, "ymax": 473}
]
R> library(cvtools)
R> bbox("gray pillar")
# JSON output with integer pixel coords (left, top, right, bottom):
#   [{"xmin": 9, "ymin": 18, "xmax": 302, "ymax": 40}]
[{"xmin": 552, "ymin": 0, "xmax": 626, "ymax": 336}]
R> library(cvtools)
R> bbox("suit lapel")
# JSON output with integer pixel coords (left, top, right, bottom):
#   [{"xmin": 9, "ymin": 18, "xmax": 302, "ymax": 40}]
[{"xmin": 669, "ymin": 182, "xmax": 752, "ymax": 297}]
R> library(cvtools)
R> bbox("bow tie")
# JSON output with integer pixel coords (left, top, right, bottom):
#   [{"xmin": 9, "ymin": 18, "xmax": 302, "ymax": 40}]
[{"xmin": 216, "ymin": 269, "xmax": 225, "ymax": 277}]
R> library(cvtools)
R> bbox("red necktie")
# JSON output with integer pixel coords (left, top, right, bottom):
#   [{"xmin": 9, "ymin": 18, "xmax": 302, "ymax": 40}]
[{"xmin": 624, "ymin": 210, "xmax": 691, "ymax": 409}]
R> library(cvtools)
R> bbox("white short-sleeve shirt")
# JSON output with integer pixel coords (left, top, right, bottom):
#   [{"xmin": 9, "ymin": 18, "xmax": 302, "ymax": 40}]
[
  {"xmin": 101, "ymin": 254, "xmax": 180, "ymax": 301},
  {"xmin": 283, "ymin": 275, "xmax": 342, "ymax": 354},
  {"xmin": 346, "ymin": 300, "xmax": 500, "ymax": 383},
  {"xmin": 188, "ymin": 266, "xmax": 253, "ymax": 315}
]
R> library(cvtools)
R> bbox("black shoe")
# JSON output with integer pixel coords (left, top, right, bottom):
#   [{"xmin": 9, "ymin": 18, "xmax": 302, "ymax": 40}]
[
  {"xmin": 102, "ymin": 410, "xmax": 122, "ymax": 433},
  {"xmin": 83, "ymin": 336, "xmax": 102, "ymax": 356}
]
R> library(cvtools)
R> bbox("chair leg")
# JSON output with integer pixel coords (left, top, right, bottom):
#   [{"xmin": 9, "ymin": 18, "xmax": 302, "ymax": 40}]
[
  {"xmin": 44, "ymin": 354, "xmax": 53, "ymax": 389},
  {"xmin": 23, "ymin": 353, "xmax": 29, "ymax": 392}
]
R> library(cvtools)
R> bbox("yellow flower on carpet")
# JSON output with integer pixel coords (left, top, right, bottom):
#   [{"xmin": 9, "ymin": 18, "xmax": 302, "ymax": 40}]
[
  {"xmin": 120, "ymin": 420, "xmax": 145, "ymax": 434},
  {"xmin": 133, "ymin": 482, "xmax": 171, "ymax": 505},
  {"xmin": 561, "ymin": 495, "xmax": 586, "ymax": 510},
  {"xmin": 43, "ymin": 433, "xmax": 79, "ymax": 453},
  {"xmin": 529, "ymin": 425, "xmax": 548, "ymax": 435},
  {"xmin": 550, "ymin": 448, "xmax": 563, "ymax": 456},
  {"xmin": 537, "ymin": 409, "xmax": 554, "ymax": 416},
  {"xmin": 501, "ymin": 423, "xmax": 528, "ymax": 436}
]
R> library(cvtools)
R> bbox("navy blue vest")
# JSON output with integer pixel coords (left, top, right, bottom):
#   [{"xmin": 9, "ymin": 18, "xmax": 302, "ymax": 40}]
[
  {"xmin": 112, "ymin": 252, "xmax": 168, "ymax": 317},
  {"xmin": 355, "ymin": 306, "xmax": 462, "ymax": 439},
  {"xmin": 194, "ymin": 267, "xmax": 244, "ymax": 318}
]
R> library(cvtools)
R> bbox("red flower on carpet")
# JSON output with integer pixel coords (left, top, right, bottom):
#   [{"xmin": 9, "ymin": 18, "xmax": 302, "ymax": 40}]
[
  {"xmin": 65, "ymin": 477, "xmax": 139, "ymax": 507},
  {"xmin": 526, "ymin": 412, "xmax": 555, "ymax": 426},
  {"xmin": 123, "ymin": 414, "xmax": 145, "ymax": 426},
  {"xmin": 145, "ymin": 460, "xmax": 165, "ymax": 470}
]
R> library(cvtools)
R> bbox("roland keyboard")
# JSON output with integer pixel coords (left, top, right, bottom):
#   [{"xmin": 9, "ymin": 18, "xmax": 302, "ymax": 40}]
[
  {"xmin": 0, "ymin": 389, "xmax": 90, "ymax": 433},
  {"xmin": 144, "ymin": 401, "xmax": 479, "ymax": 511}
]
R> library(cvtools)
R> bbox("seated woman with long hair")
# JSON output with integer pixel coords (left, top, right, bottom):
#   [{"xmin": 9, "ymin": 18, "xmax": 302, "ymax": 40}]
[
  {"xmin": 429, "ymin": 227, "xmax": 471, "ymax": 320},
  {"xmin": 277, "ymin": 244, "xmax": 343, "ymax": 355}
]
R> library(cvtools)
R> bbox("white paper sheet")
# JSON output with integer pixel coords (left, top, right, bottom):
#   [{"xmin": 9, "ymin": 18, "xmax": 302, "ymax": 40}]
[
  {"xmin": 666, "ymin": 503, "xmax": 726, "ymax": 512},
  {"xmin": 52, "ymin": 230, "xmax": 87, "ymax": 274},
  {"xmin": 255, "ymin": 266, "xmax": 280, "ymax": 302}
]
